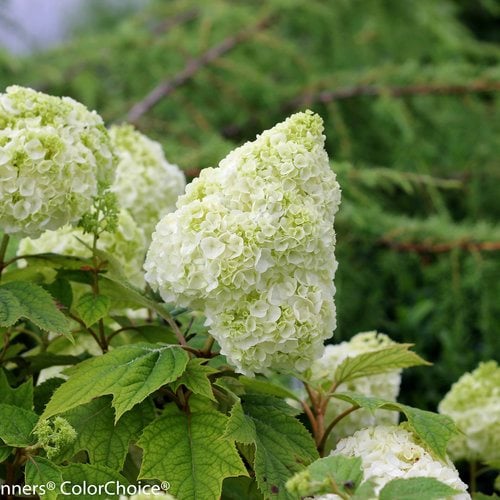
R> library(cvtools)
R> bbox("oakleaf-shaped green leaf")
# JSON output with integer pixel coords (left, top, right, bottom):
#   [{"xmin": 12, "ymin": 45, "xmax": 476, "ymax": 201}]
[
  {"xmin": 334, "ymin": 344, "xmax": 430, "ymax": 385},
  {"xmin": 74, "ymin": 293, "xmax": 110, "ymax": 327},
  {"xmin": 332, "ymin": 392, "xmax": 459, "ymax": 460},
  {"xmin": 0, "ymin": 403, "xmax": 38, "ymax": 446},
  {"xmin": 25, "ymin": 456, "xmax": 62, "ymax": 500},
  {"xmin": 138, "ymin": 400, "xmax": 248, "ymax": 499},
  {"xmin": 42, "ymin": 343, "xmax": 189, "ymax": 422},
  {"xmin": 379, "ymin": 477, "xmax": 460, "ymax": 500},
  {"xmin": 0, "ymin": 368, "xmax": 33, "ymax": 409},
  {"xmin": 56, "ymin": 396, "xmax": 155, "ymax": 469},
  {"xmin": 0, "ymin": 281, "xmax": 71, "ymax": 337},
  {"xmin": 238, "ymin": 395, "xmax": 319, "ymax": 499},
  {"xmin": 60, "ymin": 463, "xmax": 129, "ymax": 499},
  {"xmin": 0, "ymin": 288, "xmax": 23, "ymax": 327},
  {"xmin": 170, "ymin": 358, "xmax": 217, "ymax": 401}
]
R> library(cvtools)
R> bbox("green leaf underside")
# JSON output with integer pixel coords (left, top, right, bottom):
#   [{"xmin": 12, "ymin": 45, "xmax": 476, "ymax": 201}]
[
  {"xmin": 56, "ymin": 396, "xmax": 155, "ymax": 469},
  {"xmin": 379, "ymin": 477, "xmax": 460, "ymax": 500},
  {"xmin": 332, "ymin": 392, "xmax": 459, "ymax": 460},
  {"xmin": 0, "ymin": 368, "xmax": 34, "ymax": 410},
  {"xmin": 60, "ymin": 463, "xmax": 129, "ymax": 500},
  {"xmin": 0, "ymin": 281, "xmax": 71, "ymax": 336},
  {"xmin": 74, "ymin": 292, "xmax": 110, "ymax": 327},
  {"xmin": 25, "ymin": 456, "xmax": 62, "ymax": 500},
  {"xmin": 0, "ymin": 403, "xmax": 39, "ymax": 447},
  {"xmin": 229, "ymin": 395, "xmax": 318, "ymax": 499},
  {"xmin": 42, "ymin": 343, "xmax": 189, "ymax": 422},
  {"xmin": 170, "ymin": 358, "xmax": 217, "ymax": 401},
  {"xmin": 334, "ymin": 344, "xmax": 430, "ymax": 385},
  {"xmin": 138, "ymin": 399, "xmax": 247, "ymax": 499}
]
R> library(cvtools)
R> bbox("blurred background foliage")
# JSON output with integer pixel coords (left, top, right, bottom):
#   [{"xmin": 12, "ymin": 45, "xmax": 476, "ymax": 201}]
[{"xmin": 1, "ymin": 0, "xmax": 499, "ymax": 411}]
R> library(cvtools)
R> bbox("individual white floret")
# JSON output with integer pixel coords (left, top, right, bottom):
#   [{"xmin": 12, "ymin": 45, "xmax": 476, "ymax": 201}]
[{"xmin": 0, "ymin": 85, "xmax": 115, "ymax": 238}]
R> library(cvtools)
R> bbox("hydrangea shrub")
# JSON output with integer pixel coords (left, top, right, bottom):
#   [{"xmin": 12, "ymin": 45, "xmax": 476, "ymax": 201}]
[{"xmin": 0, "ymin": 91, "xmax": 492, "ymax": 499}]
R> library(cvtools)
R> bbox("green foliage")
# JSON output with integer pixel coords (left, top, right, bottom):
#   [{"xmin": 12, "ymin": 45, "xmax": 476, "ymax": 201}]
[
  {"xmin": 286, "ymin": 455, "xmax": 366, "ymax": 498},
  {"xmin": 0, "ymin": 281, "xmax": 71, "ymax": 337},
  {"xmin": 139, "ymin": 398, "xmax": 247, "ymax": 499},
  {"xmin": 42, "ymin": 343, "xmax": 189, "ymax": 421},
  {"xmin": 332, "ymin": 392, "xmax": 459, "ymax": 460},
  {"xmin": 379, "ymin": 477, "xmax": 461, "ymax": 500},
  {"xmin": 0, "ymin": 404, "xmax": 38, "ymax": 447},
  {"xmin": 74, "ymin": 293, "xmax": 110, "ymax": 328},
  {"xmin": 228, "ymin": 395, "xmax": 319, "ymax": 499},
  {"xmin": 333, "ymin": 343, "xmax": 430, "ymax": 385},
  {"xmin": 24, "ymin": 456, "xmax": 62, "ymax": 500}
]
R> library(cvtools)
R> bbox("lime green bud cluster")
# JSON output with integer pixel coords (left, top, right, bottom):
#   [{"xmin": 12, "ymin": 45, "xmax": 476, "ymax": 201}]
[
  {"xmin": 0, "ymin": 86, "xmax": 115, "ymax": 238},
  {"xmin": 438, "ymin": 361, "xmax": 500, "ymax": 463},
  {"xmin": 145, "ymin": 111, "xmax": 341, "ymax": 375},
  {"xmin": 34, "ymin": 417, "xmax": 77, "ymax": 460},
  {"xmin": 331, "ymin": 426, "xmax": 470, "ymax": 499},
  {"xmin": 110, "ymin": 124, "xmax": 186, "ymax": 240}
]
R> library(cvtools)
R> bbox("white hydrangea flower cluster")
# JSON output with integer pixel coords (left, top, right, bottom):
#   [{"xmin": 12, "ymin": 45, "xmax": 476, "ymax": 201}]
[
  {"xmin": 438, "ymin": 361, "xmax": 500, "ymax": 464},
  {"xmin": 0, "ymin": 85, "xmax": 115, "ymax": 238},
  {"xmin": 308, "ymin": 332, "xmax": 402, "ymax": 447},
  {"xmin": 331, "ymin": 425, "xmax": 470, "ymax": 499},
  {"xmin": 109, "ymin": 124, "xmax": 186, "ymax": 240},
  {"xmin": 18, "ymin": 210, "xmax": 146, "ymax": 288},
  {"xmin": 145, "ymin": 111, "xmax": 341, "ymax": 375}
]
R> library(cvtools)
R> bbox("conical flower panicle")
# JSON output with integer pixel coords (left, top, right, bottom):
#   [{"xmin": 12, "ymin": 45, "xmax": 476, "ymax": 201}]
[{"xmin": 145, "ymin": 111, "xmax": 341, "ymax": 375}]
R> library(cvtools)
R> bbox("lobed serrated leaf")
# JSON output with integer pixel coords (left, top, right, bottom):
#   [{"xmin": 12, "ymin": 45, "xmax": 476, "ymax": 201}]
[
  {"xmin": 74, "ymin": 292, "xmax": 110, "ymax": 327},
  {"xmin": 56, "ymin": 396, "xmax": 155, "ymax": 469},
  {"xmin": 60, "ymin": 463, "xmax": 129, "ymax": 499},
  {"xmin": 332, "ymin": 392, "xmax": 459, "ymax": 460},
  {"xmin": 170, "ymin": 358, "xmax": 217, "ymax": 401},
  {"xmin": 334, "ymin": 344, "xmax": 430, "ymax": 385},
  {"xmin": 239, "ymin": 395, "xmax": 319, "ymax": 499},
  {"xmin": 0, "ymin": 403, "xmax": 38, "ymax": 446},
  {"xmin": 25, "ymin": 456, "xmax": 62, "ymax": 500},
  {"xmin": 139, "ymin": 400, "xmax": 248, "ymax": 499},
  {"xmin": 0, "ymin": 368, "xmax": 33, "ymax": 410},
  {"xmin": 42, "ymin": 343, "xmax": 189, "ymax": 422},
  {"xmin": 379, "ymin": 477, "xmax": 460, "ymax": 500},
  {"xmin": 0, "ymin": 281, "xmax": 71, "ymax": 337}
]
